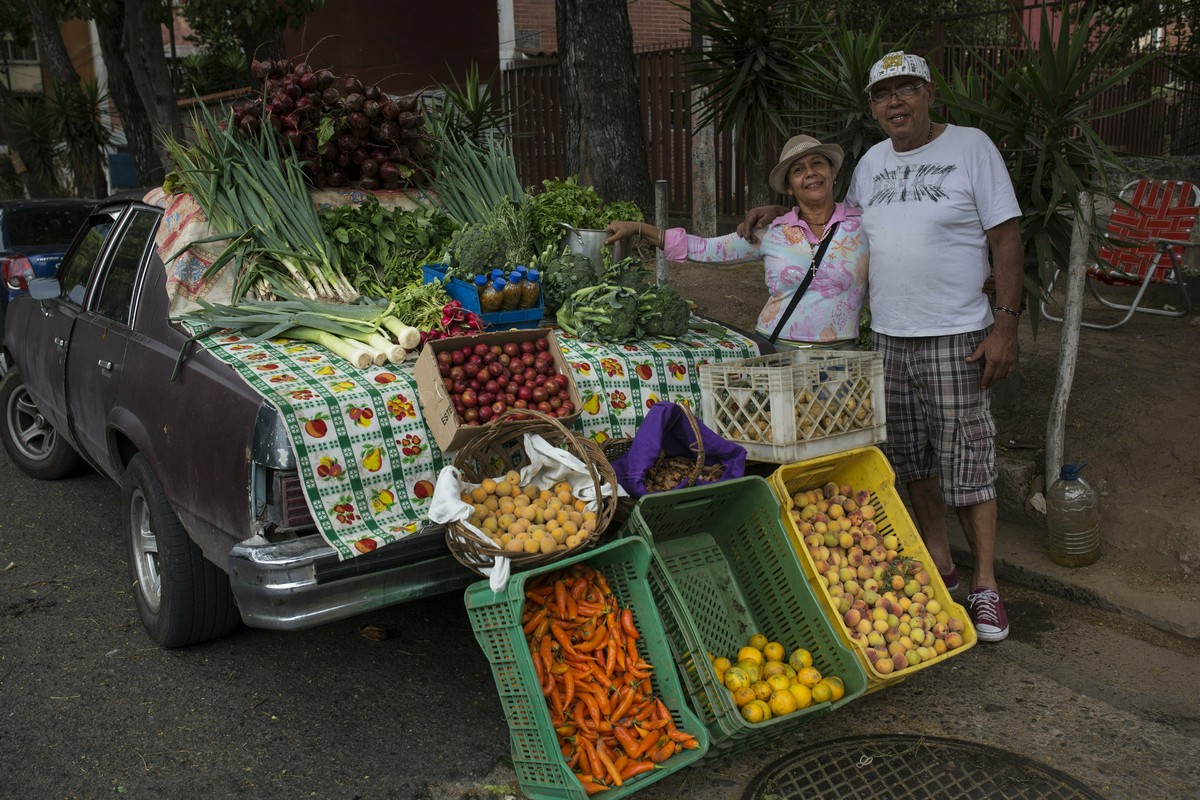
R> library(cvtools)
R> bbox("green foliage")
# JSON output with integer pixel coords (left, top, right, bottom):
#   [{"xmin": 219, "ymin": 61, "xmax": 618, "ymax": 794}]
[
  {"xmin": 181, "ymin": 0, "xmax": 325, "ymax": 54},
  {"xmin": 682, "ymin": 0, "xmax": 819, "ymax": 165},
  {"xmin": 319, "ymin": 196, "xmax": 457, "ymax": 291},
  {"xmin": 932, "ymin": 3, "xmax": 1156, "ymax": 334},
  {"xmin": 3, "ymin": 96, "xmax": 65, "ymax": 197},
  {"xmin": 526, "ymin": 176, "xmax": 643, "ymax": 247},
  {"xmin": 427, "ymin": 131, "xmax": 525, "ymax": 226},
  {"xmin": 556, "ymin": 283, "xmax": 645, "ymax": 343},
  {"xmin": 179, "ymin": 49, "xmax": 249, "ymax": 96},
  {"xmin": 425, "ymin": 61, "xmax": 517, "ymax": 145}
]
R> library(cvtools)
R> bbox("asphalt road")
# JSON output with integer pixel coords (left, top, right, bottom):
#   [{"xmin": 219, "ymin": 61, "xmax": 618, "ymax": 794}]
[{"xmin": 2, "ymin": 453, "xmax": 1198, "ymax": 800}]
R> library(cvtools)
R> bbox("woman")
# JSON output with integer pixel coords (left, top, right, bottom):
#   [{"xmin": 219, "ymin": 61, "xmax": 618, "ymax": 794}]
[{"xmin": 604, "ymin": 135, "xmax": 869, "ymax": 348}]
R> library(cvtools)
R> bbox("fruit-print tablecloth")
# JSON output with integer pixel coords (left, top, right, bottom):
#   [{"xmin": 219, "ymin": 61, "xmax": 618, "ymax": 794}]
[{"xmin": 195, "ymin": 324, "xmax": 760, "ymax": 560}]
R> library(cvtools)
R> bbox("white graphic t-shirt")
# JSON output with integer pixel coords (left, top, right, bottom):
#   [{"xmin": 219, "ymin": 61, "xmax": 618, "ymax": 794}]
[{"xmin": 846, "ymin": 125, "xmax": 1021, "ymax": 337}]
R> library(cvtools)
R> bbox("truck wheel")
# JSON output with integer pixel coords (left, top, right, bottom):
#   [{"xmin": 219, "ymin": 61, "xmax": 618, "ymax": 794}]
[
  {"xmin": 122, "ymin": 454, "xmax": 241, "ymax": 647},
  {"xmin": 0, "ymin": 369, "xmax": 86, "ymax": 479}
]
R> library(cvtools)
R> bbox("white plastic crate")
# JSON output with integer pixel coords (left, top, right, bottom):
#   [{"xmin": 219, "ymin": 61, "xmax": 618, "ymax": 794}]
[{"xmin": 698, "ymin": 350, "xmax": 886, "ymax": 463}]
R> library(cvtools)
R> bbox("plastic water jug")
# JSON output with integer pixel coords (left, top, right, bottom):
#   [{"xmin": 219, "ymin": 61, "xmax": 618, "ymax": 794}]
[{"xmin": 1046, "ymin": 462, "xmax": 1101, "ymax": 567}]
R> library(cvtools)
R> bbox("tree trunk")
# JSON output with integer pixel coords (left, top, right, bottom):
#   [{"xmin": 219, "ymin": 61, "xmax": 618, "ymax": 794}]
[
  {"xmin": 744, "ymin": 147, "xmax": 771, "ymax": 211},
  {"xmin": 92, "ymin": 4, "xmax": 169, "ymax": 188},
  {"xmin": 124, "ymin": 0, "xmax": 182, "ymax": 142},
  {"xmin": 24, "ymin": 0, "xmax": 108, "ymax": 198},
  {"xmin": 0, "ymin": 82, "xmax": 59, "ymax": 198},
  {"xmin": 554, "ymin": 0, "xmax": 653, "ymax": 217},
  {"xmin": 1045, "ymin": 193, "xmax": 1094, "ymax": 484}
]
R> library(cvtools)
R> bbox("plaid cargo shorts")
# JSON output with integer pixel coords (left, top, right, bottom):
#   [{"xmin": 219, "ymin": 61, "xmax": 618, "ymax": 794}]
[{"xmin": 872, "ymin": 329, "xmax": 997, "ymax": 506}]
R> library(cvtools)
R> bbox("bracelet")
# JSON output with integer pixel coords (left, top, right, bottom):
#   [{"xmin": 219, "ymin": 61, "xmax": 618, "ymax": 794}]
[{"xmin": 994, "ymin": 305, "xmax": 1021, "ymax": 319}]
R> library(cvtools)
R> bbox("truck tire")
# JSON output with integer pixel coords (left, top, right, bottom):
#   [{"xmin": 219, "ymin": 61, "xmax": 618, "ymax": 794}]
[
  {"xmin": 0, "ymin": 369, "xmax": 87, "ymax": 479},
  {"xmin": 122, "ymin": 454, "xmax": 241, "ymax": 647}
]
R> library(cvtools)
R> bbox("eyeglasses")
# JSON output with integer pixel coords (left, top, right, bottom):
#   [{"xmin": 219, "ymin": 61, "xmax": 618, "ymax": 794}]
[{"xmin": 869, "ymin": 80, "xmax": 927, "ymax": 104}]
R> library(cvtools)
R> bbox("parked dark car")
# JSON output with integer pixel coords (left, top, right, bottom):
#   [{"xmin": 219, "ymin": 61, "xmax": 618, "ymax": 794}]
[
  {"xmin": 1, "ymin": 198, "xmax": 97, "ymax": 374},
  {"xmin": 0, "ymin": 194, "xmax": 469, "ymax": 647}
]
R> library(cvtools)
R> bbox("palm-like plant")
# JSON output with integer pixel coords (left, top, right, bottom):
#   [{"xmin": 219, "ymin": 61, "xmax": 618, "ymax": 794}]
[
  {"xmin": 933, "ymin": 3, "xmax": 1156, "ymax": 333},
  {"xmin": 4, "ymin": 97, "xmax": 65, "ymax": 197},
  {"xmin": 683, "ymin": 0, "xmax": 819, "ymax": 206}
]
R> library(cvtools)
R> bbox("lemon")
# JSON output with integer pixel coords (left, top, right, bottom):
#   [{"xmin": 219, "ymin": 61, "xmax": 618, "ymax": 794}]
[
  {"xmin": 811, "ymin": 681, "xmax": 834, "ymax": 704},
  {"xmin": 763, "ymin": 641, "xmax": 786, "ymax": 663},
  {"xmin": 796, "ymin": 666, "xmax": 823, "ymax": 688},
  {"xmin": 768, "ymin": 689, "xmax": 798, "ymax": 717},
  {"xmin": 712, "ymin": 656, "xmax": 732, "ymax": 673},
  {"xmin": 748, "ymin": 633, "xmax": 769, "ymax": 651},
  {"xmin": 767, "ymin": 674, "xmax": 791, "ymax": 692},
  {"xmin": 823, "ymin": 675, "xmax": 846, "ymax": 701},
  {"xmin": 788, "ymin": 683, "xmax": 813, "ymax": 709},
  {"xmin": 752, "ymin": 680, "xmax": 774, "ymax": 702},
  {"xmin": 762, "ymin": 660, "xmax": 788, "ymax": 678},
  {"xmin": 731, "ymin": 686, "xmax": 757, "ymax": 708},
  {"xmin": 737, "ymin": 646, "xmax": 765, "ymax": 666},
  {"xmin": 741, "ymin": 700, "xmax": 766, "ymax": 724},
  {"xmin": 789, "ymin": 648, "xmax": 814, "ymax": 672},
  {"xmin": 723, "ymin": 667, "xmax": 751, "ymax": 692},
  {"xmin": 736, "ymin": 660, "xmax": 762, "ymax": 682}
]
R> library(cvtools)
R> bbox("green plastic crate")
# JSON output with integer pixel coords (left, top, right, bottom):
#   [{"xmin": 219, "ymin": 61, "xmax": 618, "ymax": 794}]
[
  {"xmin": 622, "ymin": 476, "xmax": 868, "ymax": 754},
  {"xmin": 464, "ymin": 537, "xmax": 709, "ymax": 800}
]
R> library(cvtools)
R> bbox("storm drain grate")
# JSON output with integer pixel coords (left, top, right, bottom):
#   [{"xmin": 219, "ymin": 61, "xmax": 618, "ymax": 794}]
[{"xmin": 743, "ymin": 735, "xmax": 1106, "ymax": 800}]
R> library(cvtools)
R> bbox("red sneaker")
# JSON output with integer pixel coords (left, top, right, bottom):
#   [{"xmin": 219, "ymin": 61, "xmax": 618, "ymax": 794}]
[
  {"xmin": 939, "ymin": 564, "xmax": 960, "ymax": 593},
  {"xmin": 967, "ymin": 587, "xmax": 1010, "ymax": 642}
]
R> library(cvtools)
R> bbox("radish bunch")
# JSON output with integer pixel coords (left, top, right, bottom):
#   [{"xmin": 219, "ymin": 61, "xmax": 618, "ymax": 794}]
[{"xmin": 233, "ymin": 58, "xmax": 436, "ymax": 191}]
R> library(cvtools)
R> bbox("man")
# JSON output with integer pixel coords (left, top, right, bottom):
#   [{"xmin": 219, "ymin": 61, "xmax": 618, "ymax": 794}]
[{"xmin": 740, "ymin": 51, "xmax": 1022, "ymax": 641}]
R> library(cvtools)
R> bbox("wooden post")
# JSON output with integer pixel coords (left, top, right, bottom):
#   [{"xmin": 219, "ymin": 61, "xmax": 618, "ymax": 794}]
[
  {"xmin": 1045, "ymin": 192, "xmax": 1094, "ymax": 485},
  {"xmin": 655, "ymin": 179, "xmax": 669, "ymax": 287}
]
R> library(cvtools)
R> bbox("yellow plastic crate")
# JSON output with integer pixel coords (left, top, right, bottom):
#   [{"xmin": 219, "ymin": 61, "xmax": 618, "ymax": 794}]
[
  {"xmin": 698, "ymin": 350, "xmax": 885, "ymax": 464},
  {"xmin": 768, "ymin": 447, "xmax": 976, "ymax": 693}
]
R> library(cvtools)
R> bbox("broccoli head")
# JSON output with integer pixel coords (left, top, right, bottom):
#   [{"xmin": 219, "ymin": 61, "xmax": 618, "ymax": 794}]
[
  {"xmin": 539, "ymin": 249, "xmax": 607, "ymax": 313},
  {"xmin": 556, "ymin": 284, "xmax": 645, "ymax": 343},
  {"xmin": 640, "ymin": 283, "xmax": 692, "ymax": 338},
  {"xmin": 448, "ymin": 221, "xmax": 507, "ymax": 280}
]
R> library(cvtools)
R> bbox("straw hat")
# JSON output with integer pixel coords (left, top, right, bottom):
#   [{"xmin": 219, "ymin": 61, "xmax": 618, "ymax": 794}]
[{"xmin": 768, "ymin": 135, "xmax": 844, "ymax": 194}]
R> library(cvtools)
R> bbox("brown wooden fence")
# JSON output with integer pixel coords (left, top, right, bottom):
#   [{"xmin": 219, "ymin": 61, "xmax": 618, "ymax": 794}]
[{"xmin": 503, "ymin": 41, "xmax": 1198, "ymax": 219}]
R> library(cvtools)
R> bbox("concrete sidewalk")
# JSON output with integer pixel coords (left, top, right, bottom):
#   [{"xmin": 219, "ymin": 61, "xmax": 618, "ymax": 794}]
[{"xmin": 947, "ymin": 513, "xmax": 1200, "ymax": 640}]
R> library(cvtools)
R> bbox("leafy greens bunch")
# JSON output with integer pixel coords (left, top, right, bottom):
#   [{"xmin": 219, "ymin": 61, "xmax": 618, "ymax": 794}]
[
  {"xmin": 527, "ymin": 176, "xmax": 644, "ymax": 247},
  {"xmin": 318, "ymin": 196, "xmax": 457, "ymax": 292}
]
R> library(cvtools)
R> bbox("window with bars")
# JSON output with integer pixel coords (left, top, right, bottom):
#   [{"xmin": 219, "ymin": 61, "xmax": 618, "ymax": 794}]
[{"xmin": 2, "ymin": 37, "xmax": 39, "ymax": 64}]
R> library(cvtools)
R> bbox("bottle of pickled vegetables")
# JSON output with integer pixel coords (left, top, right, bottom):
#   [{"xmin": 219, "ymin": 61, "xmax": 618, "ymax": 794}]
[
  {"xmin": 473, "ymin": 274, "xmax": 488, "ymax": 300},
  {"xmin": 481, "ymin": 278, "xmax": 506, "ymax": 313},
  {"xmin": 502, "ymin": 271, "xmax": 525, "ymax": 310},
  {"xmin": 520, "ymin": 269, "xmax": 541, "ymax": 309}
]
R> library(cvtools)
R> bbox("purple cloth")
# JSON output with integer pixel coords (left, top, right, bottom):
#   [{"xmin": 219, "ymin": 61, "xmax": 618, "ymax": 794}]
[{"xmin": 612, "ymin": 402, "xmax": 747, "ymax": 498}]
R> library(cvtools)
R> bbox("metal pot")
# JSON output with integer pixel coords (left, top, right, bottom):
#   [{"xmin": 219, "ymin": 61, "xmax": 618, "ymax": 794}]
[{"xmin": 558, "ymin": 222, "xmax": 630, "ymax": 265}]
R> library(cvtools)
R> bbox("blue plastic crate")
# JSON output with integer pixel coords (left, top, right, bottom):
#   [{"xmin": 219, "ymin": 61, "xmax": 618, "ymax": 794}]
[{"xmin": 423, "ymin": 263, "xmax": 544, "ymax": 330}]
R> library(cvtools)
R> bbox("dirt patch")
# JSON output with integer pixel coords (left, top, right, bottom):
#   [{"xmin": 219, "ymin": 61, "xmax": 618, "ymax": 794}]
[{"xmin": 668, "ymin": 257, "xmax": 1199, "ymax": 580}]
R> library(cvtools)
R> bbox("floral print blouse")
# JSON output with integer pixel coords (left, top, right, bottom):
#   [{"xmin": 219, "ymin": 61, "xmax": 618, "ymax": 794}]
[{"xmin": 662, "ymin": 203, "xmax": 869, "ymax": 344}]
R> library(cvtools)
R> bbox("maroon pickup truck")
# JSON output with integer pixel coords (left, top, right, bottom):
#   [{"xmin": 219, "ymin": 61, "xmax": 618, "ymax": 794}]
[{"xmin": 0, "ymin": 194, "xmax": 471, "ymax": 647}]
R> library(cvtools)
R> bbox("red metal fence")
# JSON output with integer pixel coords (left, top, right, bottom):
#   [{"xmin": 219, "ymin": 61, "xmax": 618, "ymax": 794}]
[{"xmin": 503, "ymin": 39, "xmax": 1197, "ymax": 218}]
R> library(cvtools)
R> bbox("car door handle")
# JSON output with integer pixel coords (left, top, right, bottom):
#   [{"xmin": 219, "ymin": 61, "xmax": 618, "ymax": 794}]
[
  {"xmin": 98, "ymin": 360, "xmax": 113, "ymax": 371},
  {"xmin": 54, "ymin": 337, "xmax": 67, "ymax": 348}
]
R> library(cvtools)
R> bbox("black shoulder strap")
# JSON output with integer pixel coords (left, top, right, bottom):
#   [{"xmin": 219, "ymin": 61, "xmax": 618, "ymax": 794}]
[{"xmin": 768, "ymin": 221, "xmax": 840, "ymax": 344}]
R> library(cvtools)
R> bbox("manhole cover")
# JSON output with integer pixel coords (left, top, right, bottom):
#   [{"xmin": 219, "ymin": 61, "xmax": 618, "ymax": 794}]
[{"xmin": 743, "ymin": 735, "xmax": 1106, "ymax": 800}]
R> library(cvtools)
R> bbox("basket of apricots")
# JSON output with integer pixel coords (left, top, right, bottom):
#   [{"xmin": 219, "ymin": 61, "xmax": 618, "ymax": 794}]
[{"xmin": 446, "ymin": 408, "xmax": 620, "ymax": 575}]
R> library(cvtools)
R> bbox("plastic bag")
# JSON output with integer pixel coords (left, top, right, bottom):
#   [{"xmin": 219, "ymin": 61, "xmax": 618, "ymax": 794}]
[{"xmin": 611, "ymin": 402, "xmax": 747, "ymax": 499}]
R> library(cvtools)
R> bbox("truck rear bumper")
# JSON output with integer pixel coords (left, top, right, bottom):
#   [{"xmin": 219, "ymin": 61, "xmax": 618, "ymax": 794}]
[{"xmin": 227, "ymin": 527, "xmax": 476, "ymax": 631}]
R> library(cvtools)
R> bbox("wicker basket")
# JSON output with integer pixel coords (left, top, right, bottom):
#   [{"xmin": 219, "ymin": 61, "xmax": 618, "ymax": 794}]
[
  {"xmin": 446, "ymin": 408, "xmax": 620, "ymax": 575},
  {"xmin": 600, "ymin": 436, "xmax": 636, "ymax": 528}
]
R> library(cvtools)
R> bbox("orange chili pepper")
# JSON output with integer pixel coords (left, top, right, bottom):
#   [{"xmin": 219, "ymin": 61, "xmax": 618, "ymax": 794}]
[
  {"xmin": 554, "ymin": 579, "xmax": 569, "ymax": 618},
  {"xmin": 566, "ymin": 593, "xmax": 579, "ymax": 619},
  {"xmin": 615, "ymin": 640, "xmax": 627, "ymax": 673},
  {"xmin": 573, "ymin": 701, "xmax": 593, "ymax": 734},
  {"xmin": 578, "ymin": 734, "xmax": 605, "ymax": 781},
  {"xmin": 649, "ymin": 737, "xmax": 675, "ymax": 763},
  {"xmin": 641, "ymin": 717, "xmax": 670, "ymax": 730},
  {"xmin": 581, "ymin": 692, "xmax": 602, "ymax": 726},
  {"xmin": 621, "ymin": 608, "xmax": 640, "ymax": 640},
  {"xmin": 563, "ymin": 668, "xmax": 575, "ymax": 707},
  {"xmin": 571, "ymin": 576, "xmax": 589, "ymax": 600},
  {"xmin": 573, "ymin": 624, "xmax": 608, "ymax": 653},
  {"xmin": 594, "ymin": 573, "xmax": 613, "ymax": 596},
  {"xmin": 551, "ymin": 622, "xmax": 578, "ymax": 658},
  {"xmin": 575, "ymin": 600, "xmax": 606, "ymax": 617},
  {"xmin": 525, "ymin": 589, "xmax": 549, "ymax": 606},
  {"xmin": 611, "ymin": 686, "xmax": 637, "ymax": 721},
  {"xmin": 533, "ymin": 615, "xmax": 551, "ymax": 640},
  {"xmin": 596, "ymin": 747, "xmax": 624, "ymax": 788},
  {"xmin": 613, "ymin": 725, "xmax": 643, "ymax": 758},
  {"xmin": 576, "ymin": 774, "xmax": 607, "ymax": 796},
  {"xmin": 620, "ymin": 760, "xmax": 657, "ymax": 780},
  {"xmin": 605, "ymin": 640, "xmax": 617, "ymax": 676},
  {"xmin": 522, "ymin": 607, "xmax": 547, "ymax": 634}
]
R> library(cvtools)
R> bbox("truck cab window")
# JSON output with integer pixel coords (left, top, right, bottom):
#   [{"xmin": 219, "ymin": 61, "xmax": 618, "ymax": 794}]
[{"xmin": 93, "ymin": 210, "xmax": 159, "ymax": 325}]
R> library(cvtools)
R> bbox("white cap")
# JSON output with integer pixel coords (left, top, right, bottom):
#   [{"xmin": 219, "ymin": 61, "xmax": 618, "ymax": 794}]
[{"xmin": 866, "ymin": 51, "xmax": 931, "ymax": 94}]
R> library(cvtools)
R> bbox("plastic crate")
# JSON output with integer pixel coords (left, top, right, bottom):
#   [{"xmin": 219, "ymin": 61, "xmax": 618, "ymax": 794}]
[
  {"xmin": 698, "ymin": 350, "xmax": 886, "ymax": 464},
  {"xmin": 463, "ymin": 537, "xmax": 709, "ymax": 800},
  {"xmin": 621, "ymin": 477, "xmax": 868, "ymax": 754},
  {"xmin": 423, "ymin": 263, "xmax": 544, "ymax": 330},
  {"xmin": 768, "ymin": 446, "xmax": 977, "ymax": 693}
]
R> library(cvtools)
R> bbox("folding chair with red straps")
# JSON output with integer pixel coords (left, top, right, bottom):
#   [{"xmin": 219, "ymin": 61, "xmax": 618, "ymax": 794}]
[{"xmin": 1041, "ymin": 179, "xmax": 1197, "ymax": 330}]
